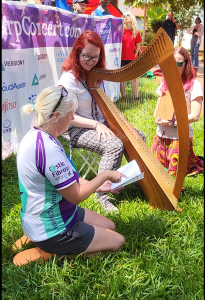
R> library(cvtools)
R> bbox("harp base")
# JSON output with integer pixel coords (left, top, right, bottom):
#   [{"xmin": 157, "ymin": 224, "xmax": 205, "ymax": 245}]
[{"xmin": 149, "ymin": 205, "xmax": 183, "ymax": 212}]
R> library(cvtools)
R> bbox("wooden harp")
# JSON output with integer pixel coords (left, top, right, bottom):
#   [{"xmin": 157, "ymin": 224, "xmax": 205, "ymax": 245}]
[{"xmin": 87, "ymin": 28, "xmax": 189, "ymax": 210}]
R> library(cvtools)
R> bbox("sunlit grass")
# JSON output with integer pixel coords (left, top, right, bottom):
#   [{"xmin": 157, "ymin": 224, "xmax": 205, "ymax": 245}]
[{"xmin": 2, "ymin": 77, "xmax": 204, "ymax": 299}]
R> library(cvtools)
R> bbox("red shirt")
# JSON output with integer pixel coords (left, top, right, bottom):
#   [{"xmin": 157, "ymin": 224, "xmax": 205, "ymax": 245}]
[{"xmin": 121, "ymin": 29, "xmax": 142, "ymax": 60}]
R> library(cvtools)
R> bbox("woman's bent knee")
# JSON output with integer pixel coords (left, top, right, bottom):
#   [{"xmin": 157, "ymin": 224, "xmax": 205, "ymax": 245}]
[{"xmin": 114, "ymin": 234, "xmax": 125, "ymax": 251}]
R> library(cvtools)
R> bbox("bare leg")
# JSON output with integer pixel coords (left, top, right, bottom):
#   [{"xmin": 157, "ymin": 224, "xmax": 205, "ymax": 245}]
[
  {"xmin": 85, "ymin": 226, "xmax": 125, "ymax": 254},
  {"xmin": 83, "ymin": 208, "xmax": 125, "ymax": 254},
  {"xmin": 131, "ymin": 78, "xmax": 139, "ymax": 99},
  {"xmin": 120, "ymin": 82, "xmax": 126, "ymax": 98},
  {"xmin": 83, "ymin": 208, "xmax": 116, "ymax": 230}
]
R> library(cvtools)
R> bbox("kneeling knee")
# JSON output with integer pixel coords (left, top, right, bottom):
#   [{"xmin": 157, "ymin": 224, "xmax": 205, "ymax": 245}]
[
  {"xmin": 108, "ymin": 220, "xmax": 116, "ymax": 231},
  {"xmin": 115, "ymin": 234, "xmax": 125, "ymax": 250}
]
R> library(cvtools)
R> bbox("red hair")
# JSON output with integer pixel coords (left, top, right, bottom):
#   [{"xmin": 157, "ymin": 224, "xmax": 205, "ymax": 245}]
[
  {"xmin": 61, "ymin": 31, "xmax": 106, "ymax": 81},
  {"xmin": 160, "ymin": 47, "xmax": 195, "ymax": 93}
]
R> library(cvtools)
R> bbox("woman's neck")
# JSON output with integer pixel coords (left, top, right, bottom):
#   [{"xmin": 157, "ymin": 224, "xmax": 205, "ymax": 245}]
[
  {"xmin": 39, "ymin": 125, "xmax": 58, "ymax": 140},
  {"xmin": 124, "ymin": 23, "xmax": 132, "ymax": 30}
]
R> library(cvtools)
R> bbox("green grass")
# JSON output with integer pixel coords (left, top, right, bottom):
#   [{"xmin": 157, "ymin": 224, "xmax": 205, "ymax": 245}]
[{"xmin": 2, "ymin": 78, "xmax": 204, "ymax": 300}]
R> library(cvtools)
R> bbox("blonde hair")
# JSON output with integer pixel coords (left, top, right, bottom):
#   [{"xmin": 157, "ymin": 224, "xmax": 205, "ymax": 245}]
[
  {"xmin": 21, "ymin": 86, "xmax": 78, "ymax": 128},
  {"xmin": 122, "ymin": 11, "xmax": 139, "ymax": 37},
  {"xmin": 26, "ymin": 0, "xmax": 42, "ymax": 4}
]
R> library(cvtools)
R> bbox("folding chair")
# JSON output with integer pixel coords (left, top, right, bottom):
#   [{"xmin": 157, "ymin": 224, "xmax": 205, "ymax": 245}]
[{"xmin": 70, "ymin": 145, "xmax": 101, "ymax": 179}]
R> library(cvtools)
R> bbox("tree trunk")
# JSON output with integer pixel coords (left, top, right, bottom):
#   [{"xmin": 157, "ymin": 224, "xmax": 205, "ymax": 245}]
[{"xmin": 141, "ymin": 4, "xmax": 147, "ymax": 45}]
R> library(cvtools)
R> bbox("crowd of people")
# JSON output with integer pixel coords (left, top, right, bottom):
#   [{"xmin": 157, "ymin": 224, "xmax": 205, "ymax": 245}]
[{"xmin": 5, "ymin": 0, "xmax": 203, "ymax": 262}]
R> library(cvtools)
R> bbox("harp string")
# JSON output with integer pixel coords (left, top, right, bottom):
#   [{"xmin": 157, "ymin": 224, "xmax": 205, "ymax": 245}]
[
  {"xmin": 117, "ymin": 74, "xmax": 172, "ymax": 178},
  {"xmin": 87, "ymin": 28, "xmax": 189, "ymax": 209}
]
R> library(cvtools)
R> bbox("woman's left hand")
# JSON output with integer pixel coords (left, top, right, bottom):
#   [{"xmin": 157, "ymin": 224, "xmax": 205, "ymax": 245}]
[
  {"xmin": 96, "ymin": 180, "xmax": 124, "ymax": 194},
  {"xmin": 96, "ymin": 122, "xmax": 115, "ymax": 141},
  {"xmin": 155, "ymin": 117, "xmax": 175, "ymax": 126}
]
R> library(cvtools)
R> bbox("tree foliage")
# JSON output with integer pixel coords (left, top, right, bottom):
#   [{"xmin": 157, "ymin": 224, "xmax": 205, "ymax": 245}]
[
  {"xmin": 123, "ymin": 0, "xmax": 204, "ymax": 11},
  {"xmin": 174, "ymin": 7, "xmax": 202, "ymax": 47}
]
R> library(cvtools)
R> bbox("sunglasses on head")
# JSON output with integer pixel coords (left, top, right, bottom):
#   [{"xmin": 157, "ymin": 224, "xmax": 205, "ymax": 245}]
[
  {"xmin": 50, "ymin": 87, "xmax": 68, "ymax": 117},
  {"xmin": 177, "ymin": 61, "xmax": 185, "ymax": 67}
]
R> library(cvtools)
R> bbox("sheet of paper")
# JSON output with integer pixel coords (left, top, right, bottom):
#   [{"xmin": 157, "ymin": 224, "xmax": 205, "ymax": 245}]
[{"xmin": 111, "ymin": 160, "xmax": 144, "ymax": 190}]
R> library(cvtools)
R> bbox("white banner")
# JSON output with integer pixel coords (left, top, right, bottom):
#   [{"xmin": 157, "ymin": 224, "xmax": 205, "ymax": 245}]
[{"xmin": 2, "ymin": 1, "xmax": 122, "ymax": 159}]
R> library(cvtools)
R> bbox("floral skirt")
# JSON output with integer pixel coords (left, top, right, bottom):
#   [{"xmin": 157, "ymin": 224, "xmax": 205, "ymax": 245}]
[{"xmin": 151, "ymin": 134, "xmax": 204, "ymax": 176}]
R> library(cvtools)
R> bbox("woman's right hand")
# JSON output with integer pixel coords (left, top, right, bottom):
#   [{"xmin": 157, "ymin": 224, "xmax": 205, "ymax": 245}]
[
  {"xmin": 96, "ymin": 122, "xmax": 115, "ymax": 141},
  {"xmin": 106, "ymin": 170, "xmax": 127, "ymax": 183}
]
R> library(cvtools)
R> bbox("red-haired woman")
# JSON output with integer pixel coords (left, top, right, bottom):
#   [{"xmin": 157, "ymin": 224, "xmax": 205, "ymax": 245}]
[
  {"xmin": 58, "ymin": 30, "xmax": 124, "ymax": 214},
  {"xmin": 151, "ymin": 47, "xmax": 204, "ymax": 176}
]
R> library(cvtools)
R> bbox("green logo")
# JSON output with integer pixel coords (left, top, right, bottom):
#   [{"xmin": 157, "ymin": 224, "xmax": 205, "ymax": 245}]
[
  {"xmin": 32, "ymin": 74, "xmax": 39, "ymax": 86},
  {"xmin": 49, "ymin": 165, "xmax": 56, "ymax": 172},
  {"xmin": 2, "ymin": 63, "xmax": 5, "ymax": 71}
]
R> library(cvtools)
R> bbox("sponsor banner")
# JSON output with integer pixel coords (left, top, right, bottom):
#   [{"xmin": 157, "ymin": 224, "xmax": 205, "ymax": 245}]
[
  {"xmin": 2, "ymin": 1, "xmax": 122, "ymax": 49},
  {"xmin": 2, "ymin": 1, "xmax": 122, "ymax": 159}
]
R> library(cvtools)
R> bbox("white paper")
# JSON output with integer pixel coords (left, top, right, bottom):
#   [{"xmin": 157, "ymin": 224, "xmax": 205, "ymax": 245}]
[{"xmin": 111, "ymin": 160, "xmax": 144, "ymax": 190}]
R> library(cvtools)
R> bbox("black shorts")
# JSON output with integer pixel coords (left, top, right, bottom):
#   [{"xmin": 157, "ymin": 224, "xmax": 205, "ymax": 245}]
[
  {"xmin": 121, "ymin": 60, "xmax": 133, "ymax": 67},
  {"xmin": 34, "ymin": 207, "xmax": 95, "ymax": 255}
]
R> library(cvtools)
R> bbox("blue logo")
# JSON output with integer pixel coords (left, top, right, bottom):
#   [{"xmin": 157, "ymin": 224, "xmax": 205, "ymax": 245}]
[
  {"xmin": 3, "ymin": 119, "xmax": 11, "ymax": 128},
  {"xmin": 114, "ymin": 57, "xmax": 118, "ymax": 67},
  {"xmin": 3, "ymin": 119, "xmax": 11, "ymax": 133},
  {"xmin": 56, "ymin": 50, "xmax": 69, "ymax": 63},
  {"xmin": 2, "ymin": 63, "xmax": 5, "ymax": 71},
  {"xmin": 28, "ymin": 94, "xmax": 37, "ymax": 104},
  {"xmin": 32, "ymin": 74, "xmax": 39, "ymax": 86},
  {"xmin": 2, "ymin": 81, "xmax": 26, "ymax": 92}
]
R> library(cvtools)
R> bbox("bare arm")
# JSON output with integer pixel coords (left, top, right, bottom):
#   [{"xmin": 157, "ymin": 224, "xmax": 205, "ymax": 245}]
[
  {"xmin": 71, "ymin": 114, "xmax": 115, "ymax": 141},
  {"xmin": 188, "ymin": 97, "xmax": 203, "ymax": 123},
  {"xmin": 134, "ymin": 42, "xmax": 141, "ymax": 56},
  {"xmin": 58, "ymin": 170, "xmax": 124, "ymax": 204},
  {"xmin": 71, "ymin": 114, "xmax": 97, "ymax": 129},
  {"xmin": 172, "ymin": 18, "xmax": 180, "ymax": 29}
]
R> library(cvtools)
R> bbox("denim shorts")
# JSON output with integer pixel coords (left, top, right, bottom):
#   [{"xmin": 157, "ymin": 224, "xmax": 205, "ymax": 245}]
[{"xmin": 34, "ymin": 207, "xmax": 95, "ymax": 255}]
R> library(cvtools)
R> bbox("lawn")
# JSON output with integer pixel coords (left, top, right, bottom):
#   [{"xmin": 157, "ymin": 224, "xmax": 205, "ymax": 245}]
[{"xmin": 2, "ymin": 78, "xmax": 204, "ymax": 300}]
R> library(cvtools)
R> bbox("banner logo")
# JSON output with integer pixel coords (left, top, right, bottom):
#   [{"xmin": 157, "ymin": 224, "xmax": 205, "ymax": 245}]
[
  {"xmin": 28, "ymin": 94, "xmax": 37, "ymax": 104},
  {"xmin": 2, "ymin": 63, "xmax": 5, "ymax": 71},
  {"xmin": 32, "ymin": 74, "xmax": 39, "ymax": 86},
  {"xmin": 114, "ymin": 57, "xmax": 119, "ymax": 67},
  {"xmin": 2, "ymin": 81, "xmax": 26, "ymax": 92},
  {"xmin": 3, "ymin": 119, "xmax": 11, "ymax": 133},
  {"xmin": 38, "ymin": 54, "xmax": 47, "ymax": 61},
  {"xmin": 2, "ymin": 99, "xmax": 17, "ymax": 113},
  {"xmin": 3, "ymin": 60, "xmax": 25, "ymax": 67},
  {"xmin": 56, "ymin": 50, "xmax": 69, "ymax": 63}
]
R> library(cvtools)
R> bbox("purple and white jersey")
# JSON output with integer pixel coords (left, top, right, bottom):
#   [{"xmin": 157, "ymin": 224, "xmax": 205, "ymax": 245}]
[{"xmin": 17, "ymin": 127, "xmax": 79, "ymax": 242}]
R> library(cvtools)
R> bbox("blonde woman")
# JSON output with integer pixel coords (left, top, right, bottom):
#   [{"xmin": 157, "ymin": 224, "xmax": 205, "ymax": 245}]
[
  {"xmin": 16, "ymin": 86, "xmax": 125, "ymax": 263},
  {"xmin": 120, "ymin": 11, "xmax": 142, "ymax": 100}
]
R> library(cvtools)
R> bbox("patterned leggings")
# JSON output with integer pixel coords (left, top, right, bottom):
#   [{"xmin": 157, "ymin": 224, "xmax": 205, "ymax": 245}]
[{"xmin": 62, "ymin": 128, "xmax": 124, "ymax": 199}]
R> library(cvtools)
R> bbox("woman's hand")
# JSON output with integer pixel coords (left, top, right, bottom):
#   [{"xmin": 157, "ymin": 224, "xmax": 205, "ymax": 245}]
[
  {"xmin": 96, "ymin": 122, "xmax": 115, "ymax": 141},
  {"xmin": 155, "ymin": 117, "xmax": 175, "ymax": 126},
  {"xmin": 96, "ymin": 180, "xmax": 124, "ymax": 194}
]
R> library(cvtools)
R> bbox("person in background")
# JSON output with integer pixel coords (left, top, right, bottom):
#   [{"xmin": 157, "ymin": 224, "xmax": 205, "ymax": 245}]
[
  {"xmin": 44, "ymin": 0, "xmax": 56, "ymax": 6},
  {"xmin": 58, "ymin": 30, "xmax": 124, "ymax": 214},
  {"xmin": 187, "ymin": 17, "xmax": 204, "ymax": 73},
  {"xmin": 162, "ymin": 12, "xmax": 180, "ymax": 44},
  {"xmin": 72, "ymin": 0, "xmax": 89, "ymax": 14},
  {"xmin": 16, "ymin": 86, "xmax": 125, "ymax": 263},
  {"xmin": 91, "ymin": 0, "xmax": 111, "ymax": 16},
  {"xmin": 44, "ymin": 0, "xmax": 71, "ymax": 11},
  {"xmin": 151, "ymin": 47, "xmax": 204, "ymax": 176},
  {"xmin": 120, "ymin": 11, "xmax": 141, "ymax": 100}
]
